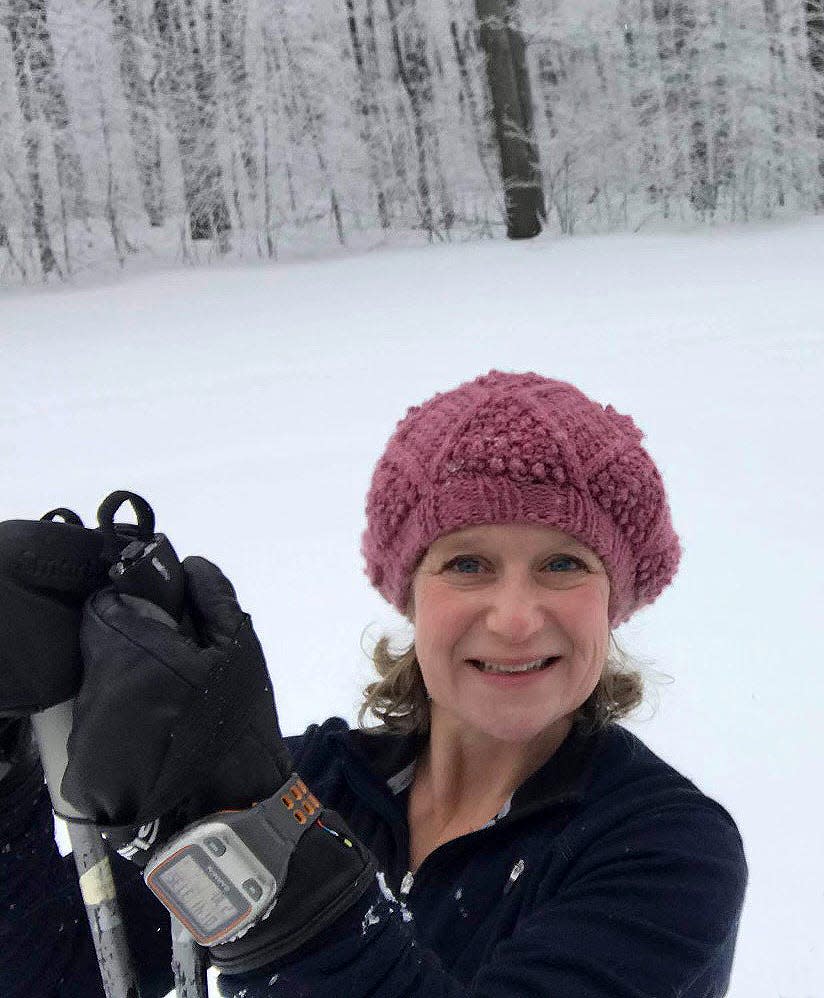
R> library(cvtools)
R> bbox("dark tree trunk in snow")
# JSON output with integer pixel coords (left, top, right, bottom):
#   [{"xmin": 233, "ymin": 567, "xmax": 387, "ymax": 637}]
[{"xmin": 475, "ymin": 0, "xmax": 545, "ymax": 239}]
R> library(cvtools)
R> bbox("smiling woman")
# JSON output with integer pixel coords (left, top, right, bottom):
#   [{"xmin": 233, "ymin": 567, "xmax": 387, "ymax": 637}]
[
  {"xmin": 411, "ymin": 523, "xmax": 611, "ymax": 746},
  {"xmin": 0, "ymin": 370, "xmax": 746, "ymax": 998},
  {"xmin": 363, "ymin": 521, "xmax": 641, "ymax": 739}
]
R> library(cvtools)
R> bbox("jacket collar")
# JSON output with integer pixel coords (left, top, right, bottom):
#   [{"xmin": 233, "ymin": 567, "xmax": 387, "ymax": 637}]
[{"xmin": 338, "ymin": 719, "xmax": 605, "ymax": 822}]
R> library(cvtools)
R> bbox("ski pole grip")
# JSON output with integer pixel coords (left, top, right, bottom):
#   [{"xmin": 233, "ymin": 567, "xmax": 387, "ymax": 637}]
[
  {"xmin": 98, "ymin": 489, "xmax": 186, "ymax": 624},
  {"xmin": 32, "ymin": 700, "xmax": 93, "ymax": 821},
  {"xmin": 109, "ymin": 534, "xmax": 185, "ymax": 623}
]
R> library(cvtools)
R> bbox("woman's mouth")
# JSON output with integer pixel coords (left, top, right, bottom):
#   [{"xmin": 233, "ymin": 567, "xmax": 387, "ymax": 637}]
[{"xmin": 467, "ymin": 656, "xmax": 560, "ymax": 675}]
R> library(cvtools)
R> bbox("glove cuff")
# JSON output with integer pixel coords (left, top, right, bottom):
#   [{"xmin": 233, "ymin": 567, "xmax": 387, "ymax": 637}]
[
  {"xmin": 139, "ymin": 774, "xmax": 377, "ymax": 972},
  {"xmin": 209, "ymin": 820, "xmax": 377, "ymax": 973}
]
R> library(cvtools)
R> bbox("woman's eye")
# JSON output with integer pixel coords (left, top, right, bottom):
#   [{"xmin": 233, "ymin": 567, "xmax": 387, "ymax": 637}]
[
  {"xmin": 444, "ymin": 556, "xmax": 484, "ymax": 574},
  {"xmin": 546, "ymin": 555, "xmax": 585, "ymax": 572}
]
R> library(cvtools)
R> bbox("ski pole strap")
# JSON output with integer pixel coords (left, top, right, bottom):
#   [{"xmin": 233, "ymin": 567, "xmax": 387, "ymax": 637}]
[
  {"xmin": 97, "ymin": 492, "xmax": 155, "ymax": 545},
  {"xmin": 40, "ymin": 508, "xmax": 84, "ymax": 526}
]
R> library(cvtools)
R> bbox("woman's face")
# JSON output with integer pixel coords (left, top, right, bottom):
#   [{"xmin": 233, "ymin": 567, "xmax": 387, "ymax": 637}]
[{"xmin": 411, "ymin": 523, "xmax": 610, "ymax": 746}]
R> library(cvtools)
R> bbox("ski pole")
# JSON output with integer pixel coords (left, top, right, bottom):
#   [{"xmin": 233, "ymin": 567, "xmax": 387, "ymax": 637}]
[
  {"xmin": 2, "ymin": 492, "xmax": 208, "ymax": 997},
  {"xmin": 100, "ymin": 493, "xmax": 209, "ymax": 998},
  {"xmin": 0, "ymin": 503, "xmax": 145, "ymax": 998},
  {"xmin": 31, "ymin": 700, "xmax": 142, "ymax": 998}
]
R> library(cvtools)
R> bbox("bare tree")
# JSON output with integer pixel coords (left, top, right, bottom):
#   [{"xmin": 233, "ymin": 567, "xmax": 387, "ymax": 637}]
[
  {"xmin": 449, "ymin": 13, "xmax": 497, "ymax": 194},
  {"xmin": 5, "ymin": 6, "xmax": 54, "ymax": 276},
  {"xmin": 153, "ymin": 0, "xmax": 230, "ymax": 244},
  {"xmin": 652, "ymin": 0, "xmax": 716, "ymax": 215},
  {"xmin": 386, "ymin": 0, "xmax": 436, "ymax": 237},
  {"xmin": 704, "ymin": 0, "xmax": 733, "ymax": 210},
  {"xmin": 3, "ymin": 0, "xmax": 89, "ymax": 276},
  {"xmin": 806, "ymin": 0, "xmax": 824, "ymax": 204},
  {"xmin": 277, "ymin": 13, "xmax": 346, "ymax": 244},
  {"xmin": 108, "ymin": 0, "xmax": 165, "ymax": 227},
  {"xmin": 622, "ymin": 0, "xmax": 669, "ymax": 210},
  {"xmin": 475, "ymin": 0, "xmax": 545, "ymax": 238},
  {"xmin": 345, "ymin": 0, "xmax": 390, "ymax": 228},
  {"xmin": 220, "ymin": 0, "xmax": 260, "ymax": 227},
  {"xmin": 1, "ymin": 0, "xmax": 823, "ymax": 283}
]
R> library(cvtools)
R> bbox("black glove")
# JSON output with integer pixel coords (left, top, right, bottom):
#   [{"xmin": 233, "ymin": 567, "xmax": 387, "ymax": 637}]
[
  {"xmin": 0, "ymin": 493, "xmax": 162, "ymax": 717},
  {"xmin": 0, "ymin": 510, "xmax": 112, "ymax": 715},
  {"xmin": 0, "ymin": 506, "xmax": 126, "ymax": 795},
  {"xmin": 63, "ymin": 556, "xmax": 376, "ymax": 970}
]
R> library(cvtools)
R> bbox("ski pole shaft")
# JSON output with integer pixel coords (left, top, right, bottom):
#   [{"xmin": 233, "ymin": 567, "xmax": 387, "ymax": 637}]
[
  {"xmin": 68, "ymin": 821, "xmax": 142, "ymax": 998},
  {"xmin": 31, "ymin": 702, "xmax": 142, "ymax": 998},
  {"xmin": 171, "ymin": 916, "xmax": 210, "ymax": 997}
]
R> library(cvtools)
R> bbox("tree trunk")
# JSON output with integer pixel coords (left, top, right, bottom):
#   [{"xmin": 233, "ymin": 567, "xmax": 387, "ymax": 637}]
[
  {"xmin": 278, "ymin": 22, "xmax": 346, "ymax": 245},
  {"xmin": 108, "ymin": 0, "xmax": 165, "ymax": 226},
  {"xmin": 474, "ymin": 0, "xmax": 545, "ymax": 239},
  {"xmin": 346, "ymin": 0, "xmax": 390, "ymax": 229},
  {"xmin": 450, "ymin": 17, "xmax": 497, "ymax": 192},
  {"xmin": 7, "ymin": 0, "xmax": 87, "ymax": 223},
  {"xmin": 706, "ymin": 2, "xmax": 733, "ymax": 208},
  {"xmin": 386, "ymin": 0, "xmax": 436, "ymax": 237},
  {"xmin": 220, "ymin": 0, "xmax": 259, "ymax": 202},
  {"xmin": 622, "ymin": 0, "xmax": 668, "ymax": 207},
  {"xmin": 652, "ymin": 0, "xmax": 714, "ymax": 215},
  {"xmin": 806, "ymin": 0, "xmax": 824, "ymax": 205},
  {"xmin": 4, "ymin": 2, "xmax": 58, "ymax": 277},
  {"xmin": 153, "ymin": 0, "xmax": 230, "ymax": 244}
]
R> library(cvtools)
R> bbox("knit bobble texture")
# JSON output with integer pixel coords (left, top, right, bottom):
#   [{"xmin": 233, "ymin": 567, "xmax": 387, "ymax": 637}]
[{"xmin": 361, "ymin": 371, "xmax": 681, "ymax": 626}]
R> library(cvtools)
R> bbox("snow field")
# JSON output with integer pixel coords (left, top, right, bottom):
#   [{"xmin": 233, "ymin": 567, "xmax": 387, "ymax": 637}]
[{"xmin": 2, "ymin": 217, "xmax": 822, "ymax": 996}]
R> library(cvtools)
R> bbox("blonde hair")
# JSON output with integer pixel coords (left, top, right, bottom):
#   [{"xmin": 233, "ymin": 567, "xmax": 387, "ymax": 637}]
[{"xmin": 358, "ymin": 632, "xmax": 644, "ymax": 736}]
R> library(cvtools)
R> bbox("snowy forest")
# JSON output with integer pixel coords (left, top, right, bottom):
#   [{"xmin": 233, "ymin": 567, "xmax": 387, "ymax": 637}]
[{"xmin": 1, "ymin": 0, "xmax": 823, "ymax": 284}]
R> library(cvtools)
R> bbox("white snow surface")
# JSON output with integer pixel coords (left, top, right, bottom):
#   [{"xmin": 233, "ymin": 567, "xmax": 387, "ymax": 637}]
[{"xmin": 2, "ymin": 219, "xmax": 822, "ymax": 997}]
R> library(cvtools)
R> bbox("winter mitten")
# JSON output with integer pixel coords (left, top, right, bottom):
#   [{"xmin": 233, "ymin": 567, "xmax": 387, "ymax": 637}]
[
  {"xmin": 0, "ymin": 508, "xmax": 113, "ymax": 715},
  {"xmin": 0, "ymin": 492, "xmax": 166, "ymax": 716},
  {"xmin": 62, "ymin": 556, "xmax": 375, "ymax": 972}
]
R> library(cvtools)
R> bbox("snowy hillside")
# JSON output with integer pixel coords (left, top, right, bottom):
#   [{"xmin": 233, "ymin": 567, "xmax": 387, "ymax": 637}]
[{"xmin": 2, "ymin": 218, "xmax": 822, "ymax": 996}]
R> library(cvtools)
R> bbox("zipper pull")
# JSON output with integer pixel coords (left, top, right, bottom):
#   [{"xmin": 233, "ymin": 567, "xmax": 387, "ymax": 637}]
[
  {"xmin": 400, "ymin": 871, "xmax": 414, "ymax": 897},
  {"xmin": 504, "ymin": 858, "xmax": 525, "ymax": 895}
]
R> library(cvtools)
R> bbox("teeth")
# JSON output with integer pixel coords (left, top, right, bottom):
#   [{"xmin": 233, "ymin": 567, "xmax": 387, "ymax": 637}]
[{"xmin": 475, "ymin": 658, "xmax": 551, "ymax": 674}]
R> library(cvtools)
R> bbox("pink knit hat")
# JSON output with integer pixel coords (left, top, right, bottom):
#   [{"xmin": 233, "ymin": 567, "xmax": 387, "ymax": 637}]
[{"xmin": 361, "ymin": 371, "xmax": 680, "ymax": 627}]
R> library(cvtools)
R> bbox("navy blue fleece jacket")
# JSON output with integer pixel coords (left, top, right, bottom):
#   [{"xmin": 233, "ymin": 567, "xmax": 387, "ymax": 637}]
[{"xmin": 0, "ymin": 718, "xmax": 747, "ymax": 997}]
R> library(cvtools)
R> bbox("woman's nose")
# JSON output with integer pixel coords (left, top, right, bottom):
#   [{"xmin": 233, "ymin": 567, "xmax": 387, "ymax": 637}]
[{"xmin": 484, "ymin": 576, "xmax": 547, "ymax": 644}]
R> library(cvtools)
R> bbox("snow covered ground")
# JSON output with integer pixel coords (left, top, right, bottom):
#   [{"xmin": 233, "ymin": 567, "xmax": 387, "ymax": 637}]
[{"xmin": 2, "ymin": 217, "xmax": 822, "ymax": 996}]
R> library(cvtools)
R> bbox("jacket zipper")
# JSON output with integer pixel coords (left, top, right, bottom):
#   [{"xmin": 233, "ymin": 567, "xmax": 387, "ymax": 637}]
[{"xmin": 343, "ymin": 752, "xmax": 578, "ymax": 900}]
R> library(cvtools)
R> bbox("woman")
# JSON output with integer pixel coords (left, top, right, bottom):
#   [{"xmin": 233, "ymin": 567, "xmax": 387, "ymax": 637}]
[{"xmin": 0, "ymin": 370, "xmax": 747, "ymax": 997}]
